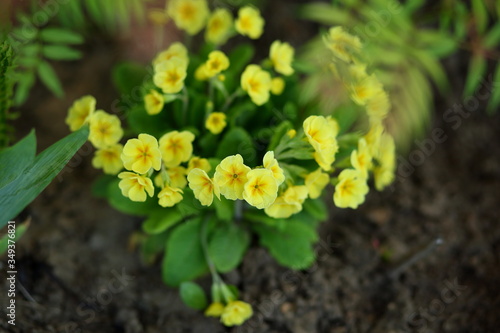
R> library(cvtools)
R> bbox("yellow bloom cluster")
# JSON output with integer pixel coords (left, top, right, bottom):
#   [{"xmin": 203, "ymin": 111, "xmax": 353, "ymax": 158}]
[
  {"xmin": 188, "ymin": 152, "xmax": 285, "ymax": 210},
  {"xmin": 235, "ymin": 6, "xmax": 264, "ymax": 39},
  {"xmin": 205, "ymin": 8, "xmax": 233, "ymax": 45},
  {"xmin": 168, "ymin": 0, "xmax": 209, "ymax": 36},
  {"xmin": 241, "ymin": 64, "xmax": 272, "ymax": 106},
  {"xmin": 333, "ymin": 169, "xmax": 369, "ymax": 209},
  {"xmin": 67, "ymin": 96, "xmax": 125, "ymax": 176},
  {"xmin": 324, "ymin": 26, "xmax": 362, "ymax": 63},
  {"xmin": 205, "ymin": 300, "xmax": 253, "ymax": 327},
  {"xmin": 66, "ymin": 95, "xmax": 96, "ymax": 131},
  {"xmin": 112, "ymin": 130, "xmax": 196, "ymax": 206},
  {"xmin": 205, "ymin": 112, "xmax": 227, "ymax": 135},
  {"xmin": 196, "ymin": 51, "xmax": 230, "ymax": 81},
  {"xmin": 303, "ymin": 115, "xmax": 339, "ymax": 171},
  {"xmin": 153, "ymin": 43, "xmax": 189, "ymax": 95},
  {"xmin": 269, "ymin": 40, "xmax": 295, "ymax": 76}
]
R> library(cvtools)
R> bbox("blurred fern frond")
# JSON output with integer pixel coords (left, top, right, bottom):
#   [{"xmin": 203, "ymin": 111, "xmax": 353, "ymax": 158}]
[
  {"xmin": 0, "ymin": 41, "xmax": 15, "ymax": 149},
  {"xmin": 7, "ymin": 9, "xmax": 85, "ymax": 106},
  {"xmin": 56, "ymin": 0, "xmax": 147, "ymax": 34}
]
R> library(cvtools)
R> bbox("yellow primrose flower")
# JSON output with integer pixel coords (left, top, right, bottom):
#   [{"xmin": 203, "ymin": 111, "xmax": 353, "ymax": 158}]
[
  {"xmin": 323, "ymin": 26, "xmax": 362, "ymax": 63},
  {"xmin": 287, "ymin": 129, "xmax": 296, "ymax": 138},
  {"xmin": 349, "ymin": 67, "xmax": 383, "ymax": 106},
  {"xmin": 153, "ymin": 42, "xmax": 188, "ymax": 66},
  {"xmin": 118, "ymin": 172, "xmax": 154, "ymax": 202},
  {"xmin": 88, "ymin": 110, "xmax": 123, "ymax": 149},
  {"xmin": 159, "ymin": 130, "xmax": 195, "ymax": 168},
  {"xmin": 235, "ymin": 6, "xmax": 264, "ymax": 39},
  {"xmin": 144, "ymin": 90, "xmax": 165, "ymax": 115},
  {"xmin": 205, "ymin": 112, "xmax": 227, "ymax": 135},
  {"xmin": 153, "ymin": 57, "xmax": 188, "ymax": 94},
  {"xmin": 121, "ymin": 134, "xmax": 162, "ymax": 174},
  {"xmin": 242, "ymin": 169, "xmax": 278, "ymax": 209},
  {"xmin": 364, "ymin": 120, "xmax": 384, "ymax": 157},
  {"xmin": 333, "ymin": 169, "xmax": 369, "ymax": 209},
  {"xmin": 305, "ymin": 169, "xmax": 330, "ymax": 199},
  {"xmin": 269, "ymin": 40, "xmax": 294, "ymax": 76},
  {"xmin": 167, "ymin": 166, "xmax": 188, "ymax": 189},
  {"xmin": 265, "ymin": 185, "xmax": 308, "ymax": 218},
  {"xmin": 92, "ymin": 144, "xmax": 123, "ymax": 175},
  {"xmin": 167, "ymin": 0, "xmax": 209, "ymax": 35},
  {"xmin": 220, "ymin": 300, "xmax": 253, "ymax": 327},
  {"xmin": 214, "ymin": 154, "xmax": 251, "ymax": 200},
  {"xmin": 366, "ymin": 89, "xmax": 390, "ymax": 121},
  {"xmin": 263, "ymin": 151, "xmax": 285, "ymax": 186},
  {"xmin": 66, "ymin": 95, "xmax": 96, "ymax": 131},
  {"xmin": 303, "ymin": 115, "xmax": 339, "ymax": 171},
  {"xmin": 195, "ymin": 64, "xmax": 210, "ymax": 81},
  {"xmin": 205, "ymin": 51, "xmax": 230, "ymax": 77},
  {"xmin": 188, "ymin": 156, "xmax": 211, "ymax": 173},
  {"xmin": 205, "ymin": 8, "xmax": 233, "ymax": 45},
  {"xmin": 350, "ymin": 138, "xmax": 372, "ymax": 178},
  {"xmin": 270, "ymin": 77, "xmax": 285, "ymax": 95},
  {"xmin": 241, "ymin": 64, "xmax": 272, "ymax": 106},
  {"xmin": 373, "ymin": 133, "xmax": 396, "ymax": 191},
  {"xmin": 205, "ymin": 302, "xmax": 225, "ymax": 317},
  {"xmin": 188, "ymin": 168, "xmax": 220, "ymax": 206},
  {"xmin": 158, "ymin": 186, "xmax": 183, "ymax": 207}
]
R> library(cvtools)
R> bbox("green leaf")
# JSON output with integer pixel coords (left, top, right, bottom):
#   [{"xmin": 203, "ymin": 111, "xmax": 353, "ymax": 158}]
[
  {"xmin": 140, "ymin": 231, "xmax": 170, "ymax": 265},
  {"xmin": 212, "ymin": 196, "xmax": 234, "ymax": 222},
  {"xmin": 228, "ymin": 43, "xmax": 255, "ymax": 75},
  {"xmin": 484, "ymin": 23, "xmax": 500, "ymax": 49},
  {"xmin": 464, "ymin": 55, "xmax": 487, "ymax": 96},
  {"xmin": 37, "ymin": 61, "xmax": 64, "ymax": 97},
  {"xmin": 112, "ymin": 61, "xmax": 148, "ymax": 95},
  {"xmin": 487, "ymin": 64, "xmax": 500, "ymax": 114},
  {"xmin": 0, "ymin": 127, "xmax": 89, "ymax": 227},
  {"xmin": 13, "ymin": 71, "xmax": 35, "ymax": 105},
  {"xmin": 42, "ymin": 45, "xmax": 82, "ymax": 60},
  {"xmin": 91, "ymin": 174, "xmax": 116, "ymax": 198},
  {"xmin": 216, "ymin": 127, "xmax": 256, "ymax": 164},
  {"xmin": 180, "ymin": 282, "xmax": 208, "ymax": 310},
  {"xmin": 303, "ymin": 198, "xmax": 328, "ymax": 221},
  {"xmin": 107, "ymin": 179, "xmax": 157, "ymax": 216},
  {"xmin": 127, "ymin": 105, "xmax": 167, "ymax": 138},
  {"xmin": 208, "ymin": 223, "xmax": 250, "ymax": 273},
  {"xmin": 253, "ymin": 218, "xmax": 318, "ymax": 269},
  {"xmin": 142, "ymin": 208, "xmax": 183, "ymax": 234},
  {"xmin": 0, "ymin": 220, "xmax": 29, "ymax": 254},
  {"xmin": 162, "ymin": 218, "xmax": 208, "ymax": 287},
  {"xmin": 299, "ymin": 3, "xmax": 352, "ymax": 25},
  {"xmin": 0, "ymin": 130, "xmax": 36, "ymax": 188},
  {"xmin": 40, "ymin": 28, "xmax": 84, "ymax": 44},
  {"xmin": 268, "ymin": 121, "xmax": 293, "ymax": 152},
  {"xmin": 472, "ymin": 0, "xmax": 488, "ymax": 34}
]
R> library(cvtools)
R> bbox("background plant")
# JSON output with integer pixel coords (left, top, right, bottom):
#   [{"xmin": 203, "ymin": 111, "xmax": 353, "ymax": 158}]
[{"xmin": 300, "ymin": 0, "xmax": 500, "ymax": 150}]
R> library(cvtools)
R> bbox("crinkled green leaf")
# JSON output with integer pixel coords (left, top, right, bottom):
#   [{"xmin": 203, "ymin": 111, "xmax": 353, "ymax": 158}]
[
  {"xmin": 253, "ymin": 218, "xmax": 318, "ymax": 270},
  {"xmin": 162, "ymin": 218, "xmax": 208, "ymax": 287},
  {"xmin": 142, "ymin": 208, "xmax": 183, "ymax": 234},
  {"xmin": 216, "ymin": 127, "xmax": 256, "ymax": 164},
  {"xmin": 180, "ymin": 282, "xmax": 207, "ymax": 310},
  {"xmin": 208, "ymin": 223, "xmax": 250, "ymax": 273}
]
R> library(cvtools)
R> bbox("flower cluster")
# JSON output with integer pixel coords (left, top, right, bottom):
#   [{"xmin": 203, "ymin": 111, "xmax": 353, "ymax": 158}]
[{"xmin": 67, "ymin": 0, "xmax": 397, "ymax": 327}]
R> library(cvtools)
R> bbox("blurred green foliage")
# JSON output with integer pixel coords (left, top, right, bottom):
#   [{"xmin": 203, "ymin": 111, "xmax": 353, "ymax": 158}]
[
  {"xmin": 55, "ymin": 0, "xmax": 146, "ymax": 33},
  {"xmin": 300, "ymin": 0, "xmax": 500, "ymax": 149},
  {"xmin": 0, "ymin": 41, "xmax": 15, "ymax": 149}
]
